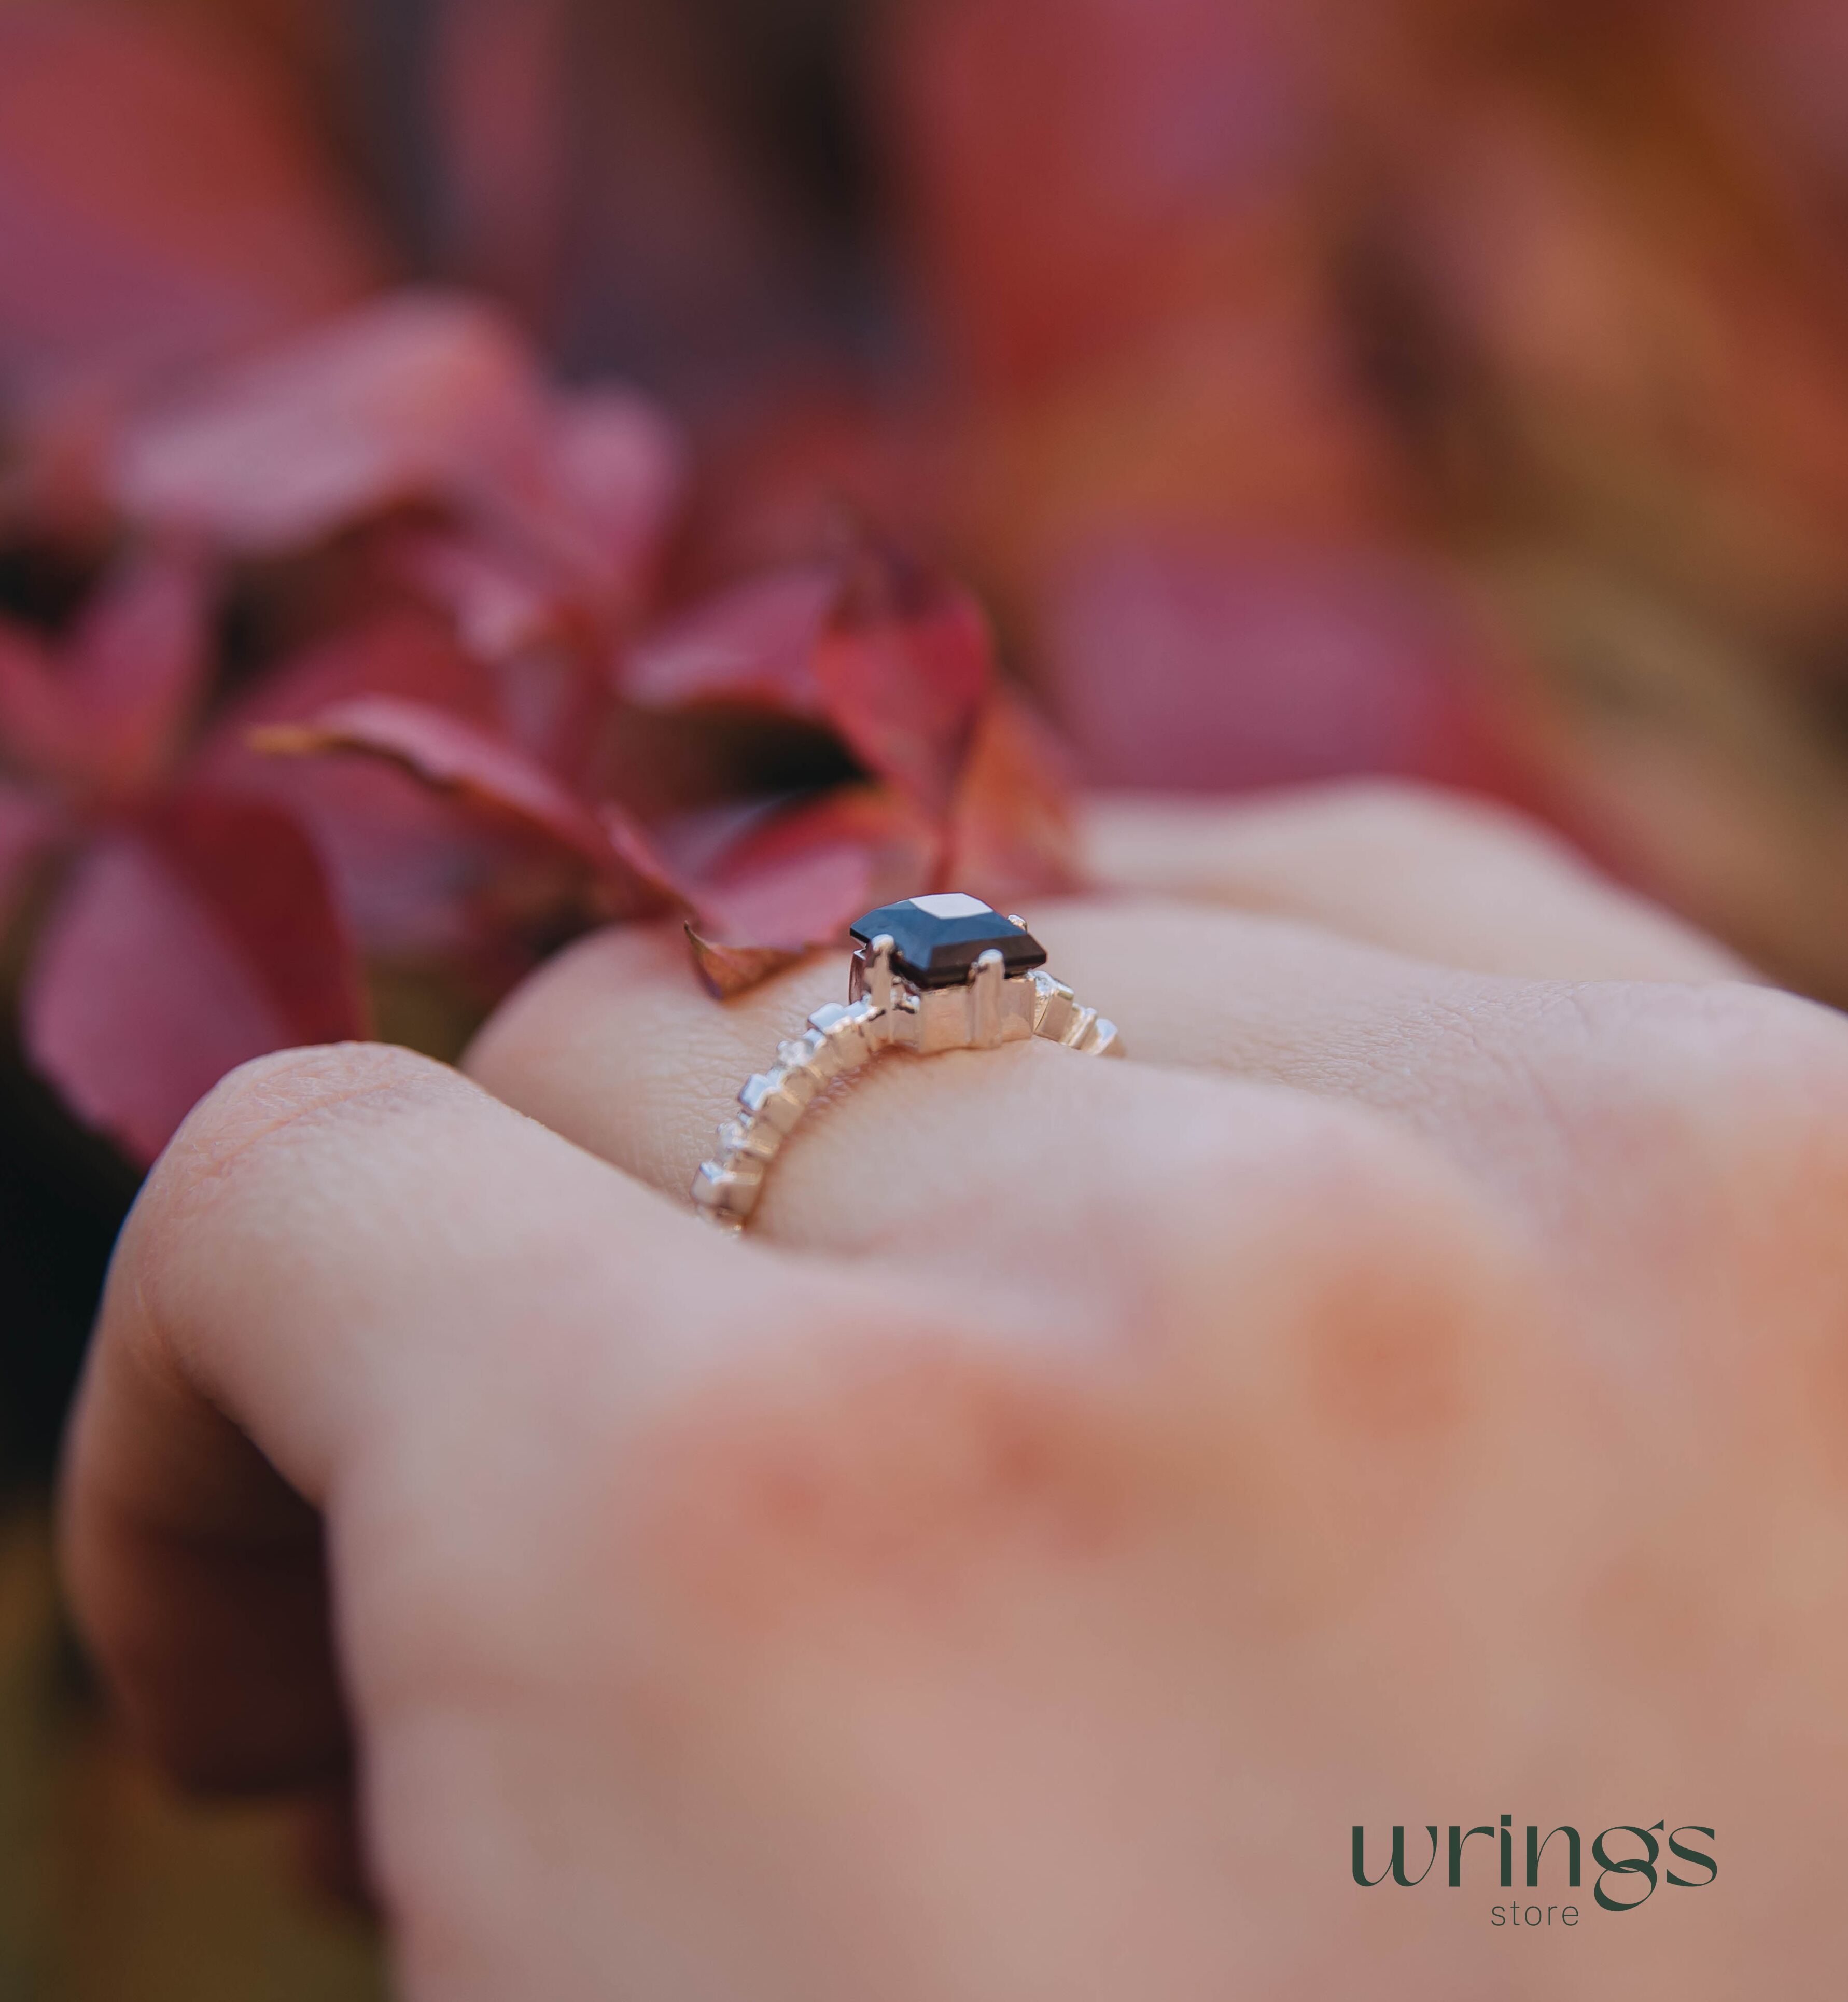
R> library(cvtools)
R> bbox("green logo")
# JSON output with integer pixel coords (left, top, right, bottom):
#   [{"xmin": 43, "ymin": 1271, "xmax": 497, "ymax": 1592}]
[{"xmin": 1352, "ymin": 1817, "xmax": 1717, "ymax": 1920}]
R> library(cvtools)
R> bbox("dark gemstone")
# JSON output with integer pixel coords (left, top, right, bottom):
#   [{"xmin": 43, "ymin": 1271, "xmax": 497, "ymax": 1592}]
[{"xmin": 849, "ymin": 894, "xmax": 1047, "ymax": 989}]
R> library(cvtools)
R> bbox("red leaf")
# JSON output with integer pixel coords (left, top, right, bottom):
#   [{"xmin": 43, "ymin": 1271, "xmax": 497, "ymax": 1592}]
[
  {"xmin": 252, "ymin": 694, "xmax": 610, "ymax": 862},
  {"xmin": 62, "ymin": 542, "xmax": 215, "ymax": 793},
  {"xmin": 251, "ymin": 694, "xmax": 679, "ymax": 918},
  {"xmin": 816, "ymin": 541, "xmax": 993, "ymax": 818},
  {"xmin": 675, "ymin": 782, "xmax": 939, "ymax": 996},
  {"xmin": 152, "ymin": 795, "xmax": 370, "ymax": 1046},
  {"xmin": 627, "ymin": 542, "xmax": 994, "ymax": 817},
  {"xmin": 0, "ymin": 3, "xmax": 380, "ymax": 393},
  {"xmin": 944, "ymin": 688, "xmax": 1085, "ymax": 908},
  {"xmin": 206, "ymin": 613, "xmax": 502, "ymax": 750},
  {"xmin": 386, "ymin": 528, "xmax": 564, "ymax": 666},
  {"xmin": 198, "ymin": 615, "xmax": 514, "ymax": 958},
  {"xmin": 386, "ymin": 388, "xmax": 686, "ymax": 658},
  {"xmin": 0, "ymin": 780, "xmax": 63, "ymax": 934},
  {"xmin": 528, "ymin": 387, "xmax": 688, "ymax": 603},
  {"xmin": 684, "ymin": 931, "xmax": 815, "ymax": 1002},
  {"xmin": 624, "ymin": 563, "xmax": 841, "ymax": 714},
  {"xmin": 702, "ymin": 785, "xmax": 934, "ymax": 914},
  {"xmin": 0, "ymin": 620, "xmax": 74, "ymax": 779},
  {"xmin": 27, "ymin": 836, "xmax": 284, "ymax": 1161},
  {"xmin": 0, "ymin": 544, "xmax": 211, "ymax": 796},
  {"xmin": 592, "ymin": 800, "xmax": 695, "ymax": 912},
  {"xmin": 696, "ymin": 842, "xmax": 876, "ymax": 949},
  {"xmin": 115, "ymin": 291, "xmax": 549, "ymax": 553},
  {"xmin": 23, "ymin": 794, "xmax": 369, "ymax": 1163}
]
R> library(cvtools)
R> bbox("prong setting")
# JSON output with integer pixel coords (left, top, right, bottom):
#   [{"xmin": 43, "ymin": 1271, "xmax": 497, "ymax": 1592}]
[
  {"xmin": 693, "ymin": 893, "xmax": 1123, "ymax": 1229},
  {"xmin": 867, "ymin": 933, "xmax": 895, "ymax": 1016},
  {"xmin": 971, "ymin": 947, "xmax": 1005, "ymax": 1048}
]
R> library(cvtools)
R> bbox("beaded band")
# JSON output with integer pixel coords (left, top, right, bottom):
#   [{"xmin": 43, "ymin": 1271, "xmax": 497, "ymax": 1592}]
[{"xmin": 692, "ymin": 894, "xmax": 1123, "ymax": 1231}]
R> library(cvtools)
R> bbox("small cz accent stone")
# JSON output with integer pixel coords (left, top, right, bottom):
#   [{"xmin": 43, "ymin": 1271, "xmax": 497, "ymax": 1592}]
[{"xmin": 849, "ymin": 894, "xmax": 1047, "ymax": 989}]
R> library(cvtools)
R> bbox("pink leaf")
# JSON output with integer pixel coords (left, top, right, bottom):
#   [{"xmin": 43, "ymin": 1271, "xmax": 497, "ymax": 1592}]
[
  {"xmin": 23, "ymin": 794, "xmax": 369, "ymax": 1163},
  {"xmin": 115, "ymin": 291, "xmax": 549, "ymax": 553},
  {"xmin": 0, "ymin": 2, "xmax": 380, "ymax": 393}
]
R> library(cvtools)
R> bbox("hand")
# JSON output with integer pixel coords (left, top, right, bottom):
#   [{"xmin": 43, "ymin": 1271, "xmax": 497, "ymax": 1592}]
[{"xmin": 60, "ymin": 783, "xmax": 1848, "ymax": 1998}]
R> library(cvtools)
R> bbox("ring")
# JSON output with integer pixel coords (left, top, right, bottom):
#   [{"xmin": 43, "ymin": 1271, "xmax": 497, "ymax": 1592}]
[{"xmin": 691, "ymin": 893, "xmax": 1124, "ymax": 1230}]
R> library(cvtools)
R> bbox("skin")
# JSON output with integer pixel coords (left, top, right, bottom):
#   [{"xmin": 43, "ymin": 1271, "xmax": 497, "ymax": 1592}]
[{"xmin": 57, "ymin": 781, "xmax": 1848, "ymax": 1998}]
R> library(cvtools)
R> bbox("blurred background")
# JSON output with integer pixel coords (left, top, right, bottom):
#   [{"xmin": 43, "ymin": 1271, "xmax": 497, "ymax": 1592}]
[{"xmin": 8, "ymin": 0, "xmax": 1848, "ymax": 1990}]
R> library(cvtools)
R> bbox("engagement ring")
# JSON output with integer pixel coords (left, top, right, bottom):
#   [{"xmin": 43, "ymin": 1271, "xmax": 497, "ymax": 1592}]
[{"xmin": 692, "ymin": 893, "xmax": 1123, "ymax": 1231}]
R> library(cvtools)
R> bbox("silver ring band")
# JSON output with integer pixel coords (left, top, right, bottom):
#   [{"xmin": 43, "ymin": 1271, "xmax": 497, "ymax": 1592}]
[{"xmin": 692, "ymin": 894, "xmax": 1123, "ymax": 1231}]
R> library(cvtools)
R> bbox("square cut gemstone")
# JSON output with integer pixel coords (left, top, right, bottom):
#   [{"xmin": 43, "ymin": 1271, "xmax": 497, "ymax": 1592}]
[{"xmin": 849, "ymin": 894, "xmax": 1047, "ymax": 989}]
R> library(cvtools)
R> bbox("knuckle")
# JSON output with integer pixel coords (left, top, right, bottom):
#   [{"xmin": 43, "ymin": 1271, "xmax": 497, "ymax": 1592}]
[
  {"xmin": 155, "ymin": 1042, "xmax": 455, "ymax": 1192},
  {"xmin": 1696, "ymin": 986, "xmax": 1848, "ymax": 1191},
  {"xmin": 1112, "ymin": 1092, "xmax": 1549, "ymax": 1484},
  {"xmin": 1311, "ymin": 778, "xmax": 1574, "ymax": 865},
  {"xmin": 1119, "ymin": 1087, "xmax": 1518, "ymax": 1338},
  {"xmin": 1573, "ymin": 980, "xmax": 1848, "ymax": 1146},
  {"xmin": 1546, "ymin": 983, "xmax": 1848, "ymax": 1286},
  {"xmin": 132, "ymin": 1042, "xmax": 466, "ymax": 1263},
  {"xmin": 1555, "ymin": 982, "xmax": 1848, "ymax": 1459}
]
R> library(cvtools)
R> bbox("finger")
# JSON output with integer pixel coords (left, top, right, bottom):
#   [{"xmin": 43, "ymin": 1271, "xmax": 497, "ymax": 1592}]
[
  {"xmin": 1031, "ymin": 897, "xmax": 1848, "ymax": 1361},
  {"xmin": 463, "ymin": 905, "xmax": 1831, "ymax": 1377},
  {"xmin": 1085, "ymin": 783, "xmax": 1751, "ymax": 982},
  {"xmin": 59, "ymin": 1042, "xmax": 776, "ymax": 1796},
  {"xmin": 463, "ymin": 921, "xmax": 1448, "ymax": 1282},
  {"xmin": 466, "ymin": 899, "xmax": 1597, "ymax": 1236}
]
